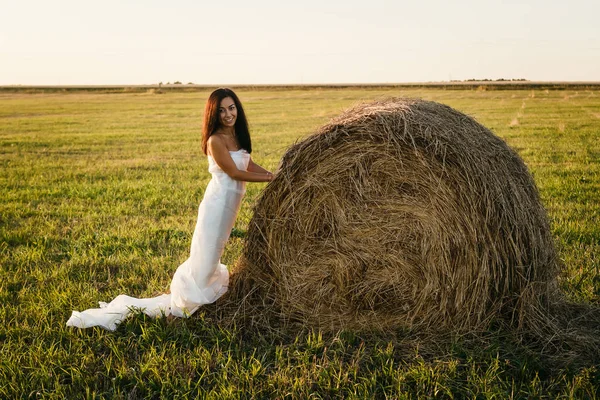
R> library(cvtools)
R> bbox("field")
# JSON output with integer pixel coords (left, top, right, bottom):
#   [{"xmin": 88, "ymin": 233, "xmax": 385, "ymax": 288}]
[{"xmin": 1, "ymin": 87, "xmax": 599, "ymax": 398}]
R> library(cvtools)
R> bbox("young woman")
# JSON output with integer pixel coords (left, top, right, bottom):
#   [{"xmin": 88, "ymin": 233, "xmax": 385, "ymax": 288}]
[{"xmin": 67, "ymin": 88, "xmax": 273, "ymax": 330}]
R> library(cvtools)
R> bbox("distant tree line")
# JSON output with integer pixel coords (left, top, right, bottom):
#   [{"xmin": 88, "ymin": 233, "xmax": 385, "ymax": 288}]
[
  {"xmin": 158, "ymin": 81, "xmax": 195, "ymax": 86},
  {"xmin": 450, "ymin": 78, "xmax": 529, "ymax": 82}
]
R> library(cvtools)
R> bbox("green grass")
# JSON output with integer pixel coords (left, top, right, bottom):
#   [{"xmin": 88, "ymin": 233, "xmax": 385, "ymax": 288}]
[{"xmin": 1, "ymin": 87, "xmax": 599, "ymax": 398}]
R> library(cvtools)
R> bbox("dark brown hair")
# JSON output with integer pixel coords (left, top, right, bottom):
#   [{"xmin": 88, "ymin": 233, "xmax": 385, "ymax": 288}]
[{"xmin": 201, "ymin": 88, "xmax": 252, "ymax": 155}]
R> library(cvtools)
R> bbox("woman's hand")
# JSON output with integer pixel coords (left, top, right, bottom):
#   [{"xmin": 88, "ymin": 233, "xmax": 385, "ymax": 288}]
[{"xmin": 249, "ymin": 156, "xmax": 274, "ymax": 182}]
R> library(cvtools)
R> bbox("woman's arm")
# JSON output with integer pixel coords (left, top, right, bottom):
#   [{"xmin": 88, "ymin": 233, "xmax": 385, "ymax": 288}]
[
  {"xmin": 247, "ymin": 157, "xmax": 272, "ymax": 174},
  {"xmin": 208, "ymin": 136, "xmax": 273, "ymax": 182}
]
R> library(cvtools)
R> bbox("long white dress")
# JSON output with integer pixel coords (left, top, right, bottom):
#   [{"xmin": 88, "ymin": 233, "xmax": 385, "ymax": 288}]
[{"xmin": 66, "ymin": 150, "xmax": 250, "ymax": 330}]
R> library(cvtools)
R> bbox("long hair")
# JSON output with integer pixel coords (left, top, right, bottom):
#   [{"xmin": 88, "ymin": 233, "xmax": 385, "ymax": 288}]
[{"xmin": 201, "ymin": 88, "xmax": 252, "ymax": 155}]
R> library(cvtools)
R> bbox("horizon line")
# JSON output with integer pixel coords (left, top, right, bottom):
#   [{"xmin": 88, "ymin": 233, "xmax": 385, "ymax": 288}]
[{"xmin": 2, "ymin": 80, "xmax": 600, "ymax": 89}]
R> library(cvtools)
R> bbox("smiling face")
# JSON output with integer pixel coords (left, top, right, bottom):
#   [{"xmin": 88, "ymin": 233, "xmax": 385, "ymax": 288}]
[
  {"xmin": 202, "ymin": 88, "xmax": 252, "ymax": 155},
  {"xmin": 219, "ymin": 96, "xmax": 237, "ymax": 128}
]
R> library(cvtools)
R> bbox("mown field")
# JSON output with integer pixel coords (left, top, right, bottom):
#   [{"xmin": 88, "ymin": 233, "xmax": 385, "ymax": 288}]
[{"xmin": 1, "ymin": 87, "xmax": 599, "ymax": 398}]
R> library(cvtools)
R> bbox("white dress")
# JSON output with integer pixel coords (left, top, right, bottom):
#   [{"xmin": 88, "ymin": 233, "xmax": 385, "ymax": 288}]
[{"xmin": 66, "ymin": 150, "xmax": 250, "ymax": 330}]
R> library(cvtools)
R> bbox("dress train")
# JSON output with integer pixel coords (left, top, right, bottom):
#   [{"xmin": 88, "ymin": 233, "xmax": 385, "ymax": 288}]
[{"xmin": 66, "ymin": 150, "xmax": 250, "ymax": 330}]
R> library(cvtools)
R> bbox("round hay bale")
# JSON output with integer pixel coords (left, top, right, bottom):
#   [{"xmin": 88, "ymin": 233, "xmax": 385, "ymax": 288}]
[{"xmin": 230, "ymin": 98, "xmax": 560, "ymax": 332}]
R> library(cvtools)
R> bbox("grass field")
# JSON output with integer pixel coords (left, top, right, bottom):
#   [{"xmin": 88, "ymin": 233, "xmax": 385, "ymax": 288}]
[{"xmin": 1, "ymin": 87, "xmax": 599, "ymax": 398}]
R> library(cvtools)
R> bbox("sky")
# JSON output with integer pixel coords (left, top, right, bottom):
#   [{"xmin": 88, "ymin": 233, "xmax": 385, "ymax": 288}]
[{"xmin": 1, "ymin": 0, "xmax": 599, "ymax": 85}]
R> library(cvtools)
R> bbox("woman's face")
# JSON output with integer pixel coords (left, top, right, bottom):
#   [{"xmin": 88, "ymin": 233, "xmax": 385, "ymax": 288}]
[{"xmin": 218, "ymin": 97, "xmax": 237, "ymax": 128}]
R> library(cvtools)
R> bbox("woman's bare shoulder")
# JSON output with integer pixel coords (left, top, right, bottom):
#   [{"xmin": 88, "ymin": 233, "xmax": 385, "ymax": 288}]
[{"xmin": 207, "ymin": 133, "xmax": 226, "ymax": 148}]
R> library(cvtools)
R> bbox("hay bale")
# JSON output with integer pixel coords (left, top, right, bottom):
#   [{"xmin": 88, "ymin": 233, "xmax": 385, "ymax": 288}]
[{"xmin": 229, "ymin": 98, "xmax": 561, "ymax": 332}]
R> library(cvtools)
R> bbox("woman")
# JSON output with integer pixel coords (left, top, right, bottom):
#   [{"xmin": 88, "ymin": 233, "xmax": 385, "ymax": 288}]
[{"xmin": 67, "ymin": 88, "xmax": 273, "ymax": 330}]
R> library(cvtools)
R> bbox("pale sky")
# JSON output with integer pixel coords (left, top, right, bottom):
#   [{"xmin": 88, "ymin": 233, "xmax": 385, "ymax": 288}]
[{"xmin": 2, "ymin": 0, "xmax": 599, "ymax": 85}]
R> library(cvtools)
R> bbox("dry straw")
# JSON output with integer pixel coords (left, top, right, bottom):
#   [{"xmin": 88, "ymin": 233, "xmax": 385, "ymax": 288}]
[{"xmin": 220, "ymin": 98, "xmax": 598, "ymax": 361}]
